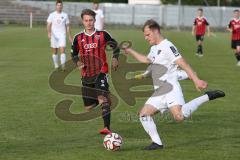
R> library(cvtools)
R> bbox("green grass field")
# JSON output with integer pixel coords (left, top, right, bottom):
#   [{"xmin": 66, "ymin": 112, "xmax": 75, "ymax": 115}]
[{"xmin": 0, "ymin": 26, "xmax": 240, "ymax": 160}]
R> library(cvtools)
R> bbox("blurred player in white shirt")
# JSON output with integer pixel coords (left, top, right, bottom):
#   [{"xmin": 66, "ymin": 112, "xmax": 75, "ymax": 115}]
[
  {"xmin": 47, "ymin": 0, "xmax": 72, "ymax": 70},
  {"xmin": 123, "ymin": 19, "xmax": 225, "ymax": 150},
  {"xmin": 92, "ymin": 1, "xmax": 104, "ymax": 30}
]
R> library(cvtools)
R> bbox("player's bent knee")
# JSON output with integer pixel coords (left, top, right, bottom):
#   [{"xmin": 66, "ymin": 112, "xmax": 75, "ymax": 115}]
[
  {"xmin": 85, "ymin": 105, "xmax": 95, "ymax": 111},
  {"xmin": 139, "ymin": 106, "xmax": 156, "ymax": 117},
  {"xmin": 98, "ymin": 95, "xmax": 108, "ymax": 105}
]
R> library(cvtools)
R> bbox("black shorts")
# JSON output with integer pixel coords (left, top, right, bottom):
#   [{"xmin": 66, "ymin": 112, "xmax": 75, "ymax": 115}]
[
  {"xmin": 196, "ymin": 35, "xmax": 204, "ymax": 41},
  {"xmin": 81, "ymin": 73, "xmax": 109, "ymax": 107},
  {"xmin": 231, "ymin": 40, "xmax": 240, "ymax": 49}
]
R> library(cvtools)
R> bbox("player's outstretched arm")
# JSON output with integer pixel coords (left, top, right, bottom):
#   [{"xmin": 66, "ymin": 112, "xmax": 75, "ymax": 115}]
[
  {"xmin": 207, "ymin": 26, "xmax": 211, "ymax": 37},
  {"xmin": 47, "ymin": 22, "xmax": 52, "ymax": 40},
  {"xmin": 192, "ymin": 25, "xmax": 195, "ymax": 36},
  {"xmin": 67, "ymin": 23, "xmax": 73, "ymax": 43},
  {"xmin": 71, "ymin": 36, "xmax": 83, "ymax": 70},
  {"xmin": 175, "ymin": 57, "xmax": 208, "ymax": 91},
  {"xmin": 123, "ymin": 48, "xmax": 151, "ymax": 64}
]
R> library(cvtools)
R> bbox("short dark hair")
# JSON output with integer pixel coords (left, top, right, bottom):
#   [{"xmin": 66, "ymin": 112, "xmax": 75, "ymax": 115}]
[
  {"xmin": 198, "ymin": 8, "xmax": 203, "ymax": 12},
  {"xmin": 233, "ymin": 9, "xmax": 239, "ymax": 12},
  {"xmin": 56, "ymin": 0, "xmax": 62, "ymax": 5},
  {"xmin": 81, "ymin": 9, "xmax": 96, "ymax": 19},
  {"xmin": 142, "ymin": 19, "xmax": 160, "ymax": 32}
]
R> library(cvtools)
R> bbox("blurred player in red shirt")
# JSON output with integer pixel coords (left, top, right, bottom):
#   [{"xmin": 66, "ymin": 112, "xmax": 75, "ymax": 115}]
[
  {"xmin": 227, "ymin": 9, "xmax": 240, "ymax": 66},
  {"xmin": 192, "ymin": 8, "xmax": 210, "ymax": 57}
]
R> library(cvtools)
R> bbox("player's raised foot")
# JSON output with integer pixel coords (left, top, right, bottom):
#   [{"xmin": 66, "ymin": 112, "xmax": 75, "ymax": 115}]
[
  {"xmin": 205, "ymin": 90, "xmax": 225, "ymax": 100},
  {"xmin": 143, "ymin": 142, "xmax": 164, "ymax": 150},
  {"xmin": 99, "ymin": 127, "xmax": 112, "ymax": 135}
]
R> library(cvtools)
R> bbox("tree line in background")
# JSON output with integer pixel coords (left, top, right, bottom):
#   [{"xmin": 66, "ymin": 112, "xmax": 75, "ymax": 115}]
[
  {"xmin": 45, "ymin": 0, "xmax": 240, "ymax": 6},
  {"xmin": 161, "ymin": 0, "xmax": 240, "ymax": 6}
]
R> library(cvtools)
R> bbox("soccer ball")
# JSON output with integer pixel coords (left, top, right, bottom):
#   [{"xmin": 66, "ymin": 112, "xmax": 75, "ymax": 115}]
[{"xmin": 103, "ymin": 133, "xmax": 122, "ymax": 151}]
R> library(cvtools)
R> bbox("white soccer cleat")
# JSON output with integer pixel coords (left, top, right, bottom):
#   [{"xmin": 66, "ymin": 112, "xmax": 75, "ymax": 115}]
[{"xmin": 237, "ymin": 61, "xmax": 240, "ymax": 66}]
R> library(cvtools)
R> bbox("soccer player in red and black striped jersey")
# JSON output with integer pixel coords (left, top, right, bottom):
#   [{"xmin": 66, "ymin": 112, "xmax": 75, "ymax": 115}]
[
  {"xmin": 71, "ymin": 9, "xmax": 120, "ymax": 134},
  {"xmin": 192, "ymin": 8, "xmax": 210, "ymax": 56},
  {"xmin": 227, "ymin": 9, "xmax": 240, "ymax": 66}
]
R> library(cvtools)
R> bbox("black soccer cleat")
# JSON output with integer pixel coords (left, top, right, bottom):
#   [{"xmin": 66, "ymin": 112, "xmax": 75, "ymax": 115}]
[
  {"xmin": 205, "ymin": 90, "xmax": 225, "ymax": 100},
  {"xmin": 143, "ymin": 142, "xmax": 164, "ymax": 150}
]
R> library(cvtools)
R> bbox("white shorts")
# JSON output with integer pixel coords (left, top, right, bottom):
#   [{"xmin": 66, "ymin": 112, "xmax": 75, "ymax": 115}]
[
  {"xmin": 145, "ymin": 81, "xmax": 185, "ymax": 113},
  {"xmin": 51, "ymin": 34, "xmax": 66, "ymax": 48}
]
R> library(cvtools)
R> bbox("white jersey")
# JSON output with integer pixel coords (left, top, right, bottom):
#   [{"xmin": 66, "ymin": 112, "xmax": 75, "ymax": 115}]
[
  {"xmin": 147, "ymin": 39, "xmax": 182, "ymax": 84},
  {"xmin": 145, "ymin": 39, "xmax": 185, "ymax": 111},
  {"xmin": 47, "ymin": 11, "xmax": 69, "ymax": 37},
  {"xmin": 93, "ymin": 9, "xmax": 104, "ymax": 30}
]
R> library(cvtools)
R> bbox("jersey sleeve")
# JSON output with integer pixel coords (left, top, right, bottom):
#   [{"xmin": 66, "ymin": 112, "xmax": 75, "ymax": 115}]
[
  {"xmin": 47, "ymin": 13, "xmax": 52, "ymax": 23},
  {"xmin": 166, "ymin": 44, "xmax": 182, "ymax": 63},
  {"xmin": 147, "ymin": 46, "xmax": 155, "ymax": 62},
  {"xmin": 99, "ymin": 10, "xmax": 104, "ymax": 18},
  {"xmin": 71, "ymin": 35, "xmax": 80, "ymax": 64},
  {"xmin": 228, "ymin": 21, "xmax": 232, "ymax": 28},
  {"xmin": 104, "ymin": 31, "xmax": 120, "ymax": 59},
  {"xmin": 205, "ymin": 18, "xmax": 209, "ymax": 25},
  {"xmin": 193, "ymin": 18, "xmax": 197, "ymax": 25}
]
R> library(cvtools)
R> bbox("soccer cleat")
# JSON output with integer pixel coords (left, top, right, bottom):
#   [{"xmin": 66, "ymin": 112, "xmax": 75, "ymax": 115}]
[
  {"xmin": 143, "ymin": 142, "xmax": 164, "ymax": 150},
  {"xmin": 99, "ymin": 128, "xmax": 112, "ymax": 135},
  {"xmin": 205, "ymin": 90, "xmax": 225, "ymax": 101},
  {"xmin": 236, "ymin": 61, "xmax": 240, "ymax": 66}
]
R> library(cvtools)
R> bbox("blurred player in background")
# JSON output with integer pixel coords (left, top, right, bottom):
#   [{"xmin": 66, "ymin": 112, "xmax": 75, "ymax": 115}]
[
  {"xmin": 124, "ymin": 19, "xmax": 225, "ymax": 150},
  {"xmin": 92, "ymin": 1, "xmax": 104, "ymax": 30},
  {"xmin": 71, "ymin": 9, "xmax": 119, "ymax": 134},
  {"xmin": 192, "ymin": 8, "xmax": 210, "ymax": 57},
  {"xmin": 227, "ymin": 9, "xmax": 240, "ymax": 66},
  {"xmin": 47, "ymin": 0, "xmax": 72, "ymax": 70}
]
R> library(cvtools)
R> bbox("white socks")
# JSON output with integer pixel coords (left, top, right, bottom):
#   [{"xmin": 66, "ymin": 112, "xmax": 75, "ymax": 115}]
[
  {"xmin": 60, "ymin": 53, "xmax": 66, "ymax": 68},
  {"xmin": 52, "ymin": 54, "xmax": 58, "ymax": 68},
  {"xmin": 140, "ymin": 116, "xmax": 163, "ymax": 145},
  {"xmin": 182, "ymin": 94, "xmax": 209, "ymax": 118},
  {"xmin": 52, "ymin": 53, "xmax": 66, "ymax": 69}
]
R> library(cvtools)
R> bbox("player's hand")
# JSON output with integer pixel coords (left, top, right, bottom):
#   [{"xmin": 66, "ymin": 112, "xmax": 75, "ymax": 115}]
[
  {"xmin": 77, "ymin": 61, "xmax": 84, "ymax": 70},
  {"xmin": 194, "ymin": 79, "xmax": 208, "ymax": 91},
  {"xmin": 135, "ymin": 74, "xmax": 144, "ymax": 80},
  {"xmin": 112, "ymin": 58, "xmax": 118, "ymax": 71},
  {"xmin": 69, "ymin": 35, "xmax": 73, "ymax": 44},
  {"xmin": 48, "ymin": 32, "xmax": 51, "ymax": 40},
  {"xmin": 123, "ymin": 47, "xmax": 133, "ymax": 55},
  {"xmin": 191, "ymin": 31, "xmax": 195, "ymax": 36}
]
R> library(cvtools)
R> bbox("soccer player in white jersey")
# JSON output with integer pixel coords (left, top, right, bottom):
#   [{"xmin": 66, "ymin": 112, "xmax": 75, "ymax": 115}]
[
  {"xmin": 123, "ymin": 19, "xmax": 225, "ymax": 150},
  {"xmin": 47, "ymin": 0, "xmax": 72, "ymax": 70},
  {"xmin": 92, "ymin": 1, "xmax": 104, "ymax": 30}
]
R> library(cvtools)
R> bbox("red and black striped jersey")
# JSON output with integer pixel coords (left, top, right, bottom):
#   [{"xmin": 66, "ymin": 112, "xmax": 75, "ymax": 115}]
[
  {"xmin": 194, "ymin": 17, "xmax": 209, "ymax": 36},
  {"xmin": 228, "ymin": 19, "xmax": 240, "ymax": 40},
  {"xmin": 71, "ymin": 29, "xmax": 119, "ymax": 78}
]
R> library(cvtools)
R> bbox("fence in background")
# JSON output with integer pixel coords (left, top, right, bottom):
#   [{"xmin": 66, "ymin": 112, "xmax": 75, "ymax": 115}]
[{"xmin": 1, "ymin": 0, "xmax": 239, "ymax": 28}]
